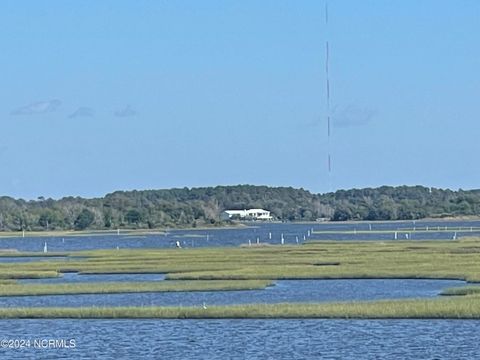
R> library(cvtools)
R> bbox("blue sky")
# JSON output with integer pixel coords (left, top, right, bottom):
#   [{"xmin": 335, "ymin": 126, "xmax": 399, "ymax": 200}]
[{"xmin": 0, "ymin": 0, "xmax": 479, "ymax": 199}]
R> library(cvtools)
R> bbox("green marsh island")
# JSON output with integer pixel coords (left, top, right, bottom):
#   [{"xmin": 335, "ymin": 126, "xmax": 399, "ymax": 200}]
[{"xmin": 1, "ymin": 236, "xmax": 480, "ymax": 318}]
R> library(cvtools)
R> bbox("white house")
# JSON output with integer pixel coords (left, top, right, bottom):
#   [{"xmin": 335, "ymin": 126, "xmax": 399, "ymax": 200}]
[{"xmin": 221, "ymin": 208, "xmax": 273, "ymax": 221}]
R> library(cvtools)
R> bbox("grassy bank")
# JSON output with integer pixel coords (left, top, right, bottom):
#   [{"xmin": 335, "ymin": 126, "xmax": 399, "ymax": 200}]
[
  {"xmin": 4, "ymin": 238, "xmax": 480, "ymax": 282},
  {"xmin": 1, "ymin": 296, "xmax": 480, "ymax": 319},
  {"xmin": 0, "ymin": 280, "xmax": 273, "ymax": 296},
  {"xmin": 0, "ymin": 229, "xmax": 167, "ymax": 239},
  {"xmin": 311, "ymin": 227, "xmax": 480, "ymax": 235},
  {"xmin": 0, "ymin": 270, "xmax": 59, "ymax": 280},
  {"xmin": 0, "ymin": 224, "xmax": 248, "ymax": 239},
  {"xmin": 441, "ymin": 286, "xmax": 480, "ymax": 296},
  {"xmin": 0, "ymin": 238, "xmax": 480, "ymax": 317}
]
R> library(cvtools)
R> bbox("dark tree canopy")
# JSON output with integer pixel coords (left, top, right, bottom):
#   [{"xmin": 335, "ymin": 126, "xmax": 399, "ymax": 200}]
[
  {"xmin": 74, "ymin": 209, "xmax": 95, "ymax": 230},
  {"xmin": 0, "ymin": 185, "xmax": 478, "ymax": 231}
]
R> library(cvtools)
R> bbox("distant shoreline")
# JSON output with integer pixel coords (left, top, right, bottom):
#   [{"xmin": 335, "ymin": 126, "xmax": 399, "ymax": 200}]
[{"xmin": 1, "ymin": 217, "xmax": 480, "ymax": 239}]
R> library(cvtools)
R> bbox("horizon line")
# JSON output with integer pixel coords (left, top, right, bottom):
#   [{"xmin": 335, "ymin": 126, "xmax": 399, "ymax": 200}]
[{"xmin": 2, "ymin": 184, "xmax": 478, "ymax": 202}]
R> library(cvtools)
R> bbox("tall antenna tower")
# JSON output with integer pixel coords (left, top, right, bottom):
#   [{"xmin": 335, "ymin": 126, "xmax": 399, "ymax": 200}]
[{"xmin": 325, "ymin": 2, "xmax": 332, "ymax": 190}]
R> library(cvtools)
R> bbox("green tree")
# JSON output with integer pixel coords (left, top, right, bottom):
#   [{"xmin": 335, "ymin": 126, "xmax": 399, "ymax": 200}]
[
  {"xmin": 125, "ymin": 209, "xmax": 142, "ymax": 225},
  {"xmin": 74, "ymin": 209, "xmax": 95, "ymax": 230},
  {"xmin": 332, "ymin": 207, "xmax": 352, "ymax": 221},
  {"xmin": 38, "ymin": 210, "xmax": 60, "ymax": 230}
]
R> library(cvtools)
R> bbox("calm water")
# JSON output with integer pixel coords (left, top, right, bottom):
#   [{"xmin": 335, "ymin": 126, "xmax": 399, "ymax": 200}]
[
  {"xmin": 0, "ymin": 279, "xmax": 464, "ymax": 308},
  {"xmin": 0, "ymin": 221, "xmax": 478, "ymax": 358},
  {"xmin": 0, "ymin": 223, "xmax": 318, "ymax": 252},
  {"xmin": 0, "ymin": 220, "xmax": 480, "ymax": 252},
  {"xmin": 0, "ymin": 319, "xmax": 479, "ymax": 359}
]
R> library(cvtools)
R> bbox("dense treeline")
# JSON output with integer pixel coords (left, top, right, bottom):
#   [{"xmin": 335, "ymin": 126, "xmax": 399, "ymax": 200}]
[{"xmin": 0, "ymin": 185, "xmax": 479, "ymax": 231}]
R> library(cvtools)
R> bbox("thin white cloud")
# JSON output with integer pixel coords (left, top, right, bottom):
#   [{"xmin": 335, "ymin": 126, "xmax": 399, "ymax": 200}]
[
  {"xmin": 114, "ymin": 105, "xmax": 137, "ymax": 118},
  {"xmin": 306, "ymin": 105, "xmax": 376, "ymax": 129},
  {"xmin": 11, "ymin": 99, "xmax": 61, "ymax": 115},
  {"xmin": 333, "ymin": 105, "xmax": 376, "ymax": 128},
  {"xmin": 69, "ymin": 107, "xmax": 94, "ymax": 119}
]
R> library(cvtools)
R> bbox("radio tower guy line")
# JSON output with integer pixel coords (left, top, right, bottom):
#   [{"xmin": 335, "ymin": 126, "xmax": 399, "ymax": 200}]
[{"xmin": 325, "ymin": 1, "xmax": 332, "ymax": 190}]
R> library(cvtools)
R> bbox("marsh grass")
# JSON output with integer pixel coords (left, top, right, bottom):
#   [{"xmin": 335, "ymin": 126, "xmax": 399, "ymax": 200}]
[
  {"xmin": 0, "ymin": 252, "xmax": 68, "ymax": 258},
  {"xmin": 5, "ymin": 239, "xmax": 480, "ymax": 283},
  {"xmin": 0, "ymin": 224, "xmax": 248, "ymax": 240},
  {"xmin": 441, "ymin": 286, "xmax": 480, "ymax": 296},
  {"xmin": 0, "ymin": 296, "xmax": 480, "ymax": 319},
  {"xmin": 2, "ymin": 238, "xmax": 480, "ymax": 318},
  {"xmin": 0, "ymin": 280, "xmax": 273, "ymax": 296},
  {"xmin": 0, "ymin": 271, "xmax": 60, "ymax": 280},
  {"xmin": 312, "ymin": 227, "xmax": 480, "ymax": 235}
]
